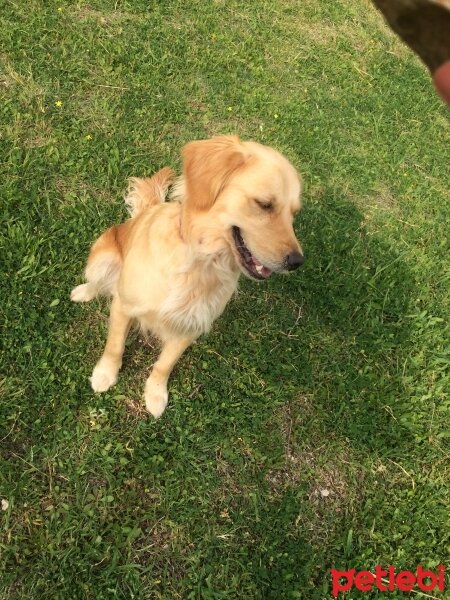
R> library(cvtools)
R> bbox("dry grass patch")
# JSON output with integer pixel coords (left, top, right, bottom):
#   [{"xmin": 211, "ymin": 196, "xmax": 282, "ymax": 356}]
[
  {"xmin": 54, "ymin": 175, "xmax": 122, "ymax": 209},
  {"xmin": 68, "ymin": 5, "xmax": 144, "ymax": 26},
  {"xmin": 23, "ymin": 122, "xmax": 56, "ymax": 149},
  {"xmin": 265, "ymin": 396, "xmax": 364, "ymax": 545},
  {"xmin": 70, "ymin": 87, "xmax": 126, "ymax": 132},
  {"xmin": 0, "ymin": 60, "xmax": 45, "ymax": 102},
  {"xmin": 348, "ymin": 183, "xmax": 400, "ymax": 219}
]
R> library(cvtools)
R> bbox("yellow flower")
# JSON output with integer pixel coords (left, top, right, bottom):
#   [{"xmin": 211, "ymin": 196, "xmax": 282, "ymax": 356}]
[
  {"xmin": 57, "ymin": 6, "xmax": 63, "ymax": 11},
  {"xmin": 227, "ymin": 106, "xmax": 233, "ymax": 112},
  {"xmin": 55, "ymin": 100, "xmax": 63, "ymax": 108},
  {"xmin": 85, "ymin": 134, "xmax": 92, "ymax": 141}
]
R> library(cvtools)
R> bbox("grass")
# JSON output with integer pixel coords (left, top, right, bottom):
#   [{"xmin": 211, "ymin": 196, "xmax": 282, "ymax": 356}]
[{"xmin": 1, "ymin": 0, "xmax": 449, "ymax": 598}]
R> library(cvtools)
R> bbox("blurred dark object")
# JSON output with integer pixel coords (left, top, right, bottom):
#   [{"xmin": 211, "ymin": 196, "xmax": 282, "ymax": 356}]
[{"xmin": 372, "ymin": 0, "xmax": 450, "ymax": 72}]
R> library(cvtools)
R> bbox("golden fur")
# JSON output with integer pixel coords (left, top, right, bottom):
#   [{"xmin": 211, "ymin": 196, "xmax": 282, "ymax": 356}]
[{"xmin": 71, "ymin": 136, "xmax": 303, "ymax": 417}]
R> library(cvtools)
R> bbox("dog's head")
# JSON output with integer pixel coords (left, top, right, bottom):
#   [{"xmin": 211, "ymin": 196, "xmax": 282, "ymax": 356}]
[{"xmin": 180, "ymin": 135, "xmax": 304, "ymax": 280}]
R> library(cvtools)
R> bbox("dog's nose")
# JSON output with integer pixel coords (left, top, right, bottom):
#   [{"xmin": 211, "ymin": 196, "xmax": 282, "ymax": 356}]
[{"xmin": 285, "ymin": 251, "xmax": 304, "ymax": 271}]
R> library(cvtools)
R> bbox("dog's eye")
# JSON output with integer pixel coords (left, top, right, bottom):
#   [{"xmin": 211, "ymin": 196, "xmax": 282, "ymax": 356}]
[{"xmin": 255, "ymin": 199, "xmax": 274, "ymax": 212}]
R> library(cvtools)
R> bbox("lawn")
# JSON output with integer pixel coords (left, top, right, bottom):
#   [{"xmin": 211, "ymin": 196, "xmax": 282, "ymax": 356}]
[{"xmin": 1, "ymin": 0, "xmax": 449, "ymax": 598}]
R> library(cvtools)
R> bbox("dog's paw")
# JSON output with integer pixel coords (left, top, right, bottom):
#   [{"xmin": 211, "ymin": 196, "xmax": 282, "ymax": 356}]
[
  {"xmin": 90, "ymin": 364, "xmax": 117, "ymax": 393},
  {"xmin": 71, "ymin": 283, "xmax": 95, "ymax": 303},
  {"xmin": 144, "ymin": 380, "xmax": 168, "ymax": 419}
]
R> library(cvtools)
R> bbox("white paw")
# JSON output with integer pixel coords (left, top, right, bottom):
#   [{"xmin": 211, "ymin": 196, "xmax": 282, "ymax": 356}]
[
  {"xmin": 144, "ymin": 380, "xmax": 168, "ymax": 419},
  {"xmin": 71, "ymin": 283, "xmax": 95, "ymax": 303},
  {"xmin": 90, "ymin": 364, "xmax": 117, "ymax": 393}
]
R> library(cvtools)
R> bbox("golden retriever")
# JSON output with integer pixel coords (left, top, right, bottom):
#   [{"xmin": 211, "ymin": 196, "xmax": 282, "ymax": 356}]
[{"xmin": 71, "ymin": 135, "xmax": 304, "ymax": 417}]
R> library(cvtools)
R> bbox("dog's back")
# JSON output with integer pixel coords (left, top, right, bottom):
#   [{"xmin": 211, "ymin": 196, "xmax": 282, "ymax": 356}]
[{"xmin": 70, "ymin": 167, "xmax": 174, "ymax": 303}]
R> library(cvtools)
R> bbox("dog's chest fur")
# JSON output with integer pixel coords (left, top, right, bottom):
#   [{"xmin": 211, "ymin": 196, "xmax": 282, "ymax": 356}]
[{"xmin": 156, "ymin": 253, "xmax": 240, "ymax": 337}]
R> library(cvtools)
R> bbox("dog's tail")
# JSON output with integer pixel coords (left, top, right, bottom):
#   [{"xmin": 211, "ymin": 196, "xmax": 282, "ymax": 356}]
[{"xmin": 124, "ymin": 167, "xmax": 175, "ymax": 217}]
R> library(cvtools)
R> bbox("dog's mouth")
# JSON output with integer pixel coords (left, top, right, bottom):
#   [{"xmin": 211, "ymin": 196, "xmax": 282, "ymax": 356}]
[{"xmin": 231, "ymin": 226, "xmax": 272, "ymax": 280}]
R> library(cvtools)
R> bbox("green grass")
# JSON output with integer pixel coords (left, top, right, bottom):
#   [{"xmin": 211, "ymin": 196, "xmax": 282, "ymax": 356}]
[{"xmin": 1, "ymin": 0, "xmax": 449, "ymax": 598}]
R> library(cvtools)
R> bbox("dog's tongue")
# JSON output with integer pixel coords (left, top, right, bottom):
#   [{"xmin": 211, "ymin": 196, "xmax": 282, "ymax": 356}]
[{"xmin": 252, "ymin": 255, "xmax": 272, "ymax": 278}]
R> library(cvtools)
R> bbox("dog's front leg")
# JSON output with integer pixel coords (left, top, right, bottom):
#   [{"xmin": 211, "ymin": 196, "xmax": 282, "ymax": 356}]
[
  {"xmin": 91, "ymin": 296, "xmax": 131, "ymax": 393},
  {"xmin": 145, "ymin": 336, "xmax": 195, "ymax": 418}
]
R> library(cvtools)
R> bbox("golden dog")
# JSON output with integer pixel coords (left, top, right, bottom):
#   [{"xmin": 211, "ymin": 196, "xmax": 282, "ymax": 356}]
[{"xmin": 71, "ymin": 136, "xmax": 304, "ymax": 417}]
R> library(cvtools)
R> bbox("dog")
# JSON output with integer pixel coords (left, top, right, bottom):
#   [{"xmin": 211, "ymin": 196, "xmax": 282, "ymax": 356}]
[{"xmin": 71, "ymin": 135, "xmax": 304, "ymax": 418}]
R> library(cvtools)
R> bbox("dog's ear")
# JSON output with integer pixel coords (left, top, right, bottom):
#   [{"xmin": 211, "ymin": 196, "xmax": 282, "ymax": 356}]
[{"xmin": 182, "ymin": 136, "xmax": 248, "ymax": 211}]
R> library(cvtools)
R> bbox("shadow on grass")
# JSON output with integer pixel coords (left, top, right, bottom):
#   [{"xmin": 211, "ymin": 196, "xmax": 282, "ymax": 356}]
[
  {"xmin": 222, "ymin": 186, "xmax": 415, "ymax": 454},
  {"xmin": 195, "ymin": 188, "xmax": 417, "ymax": 597}
]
